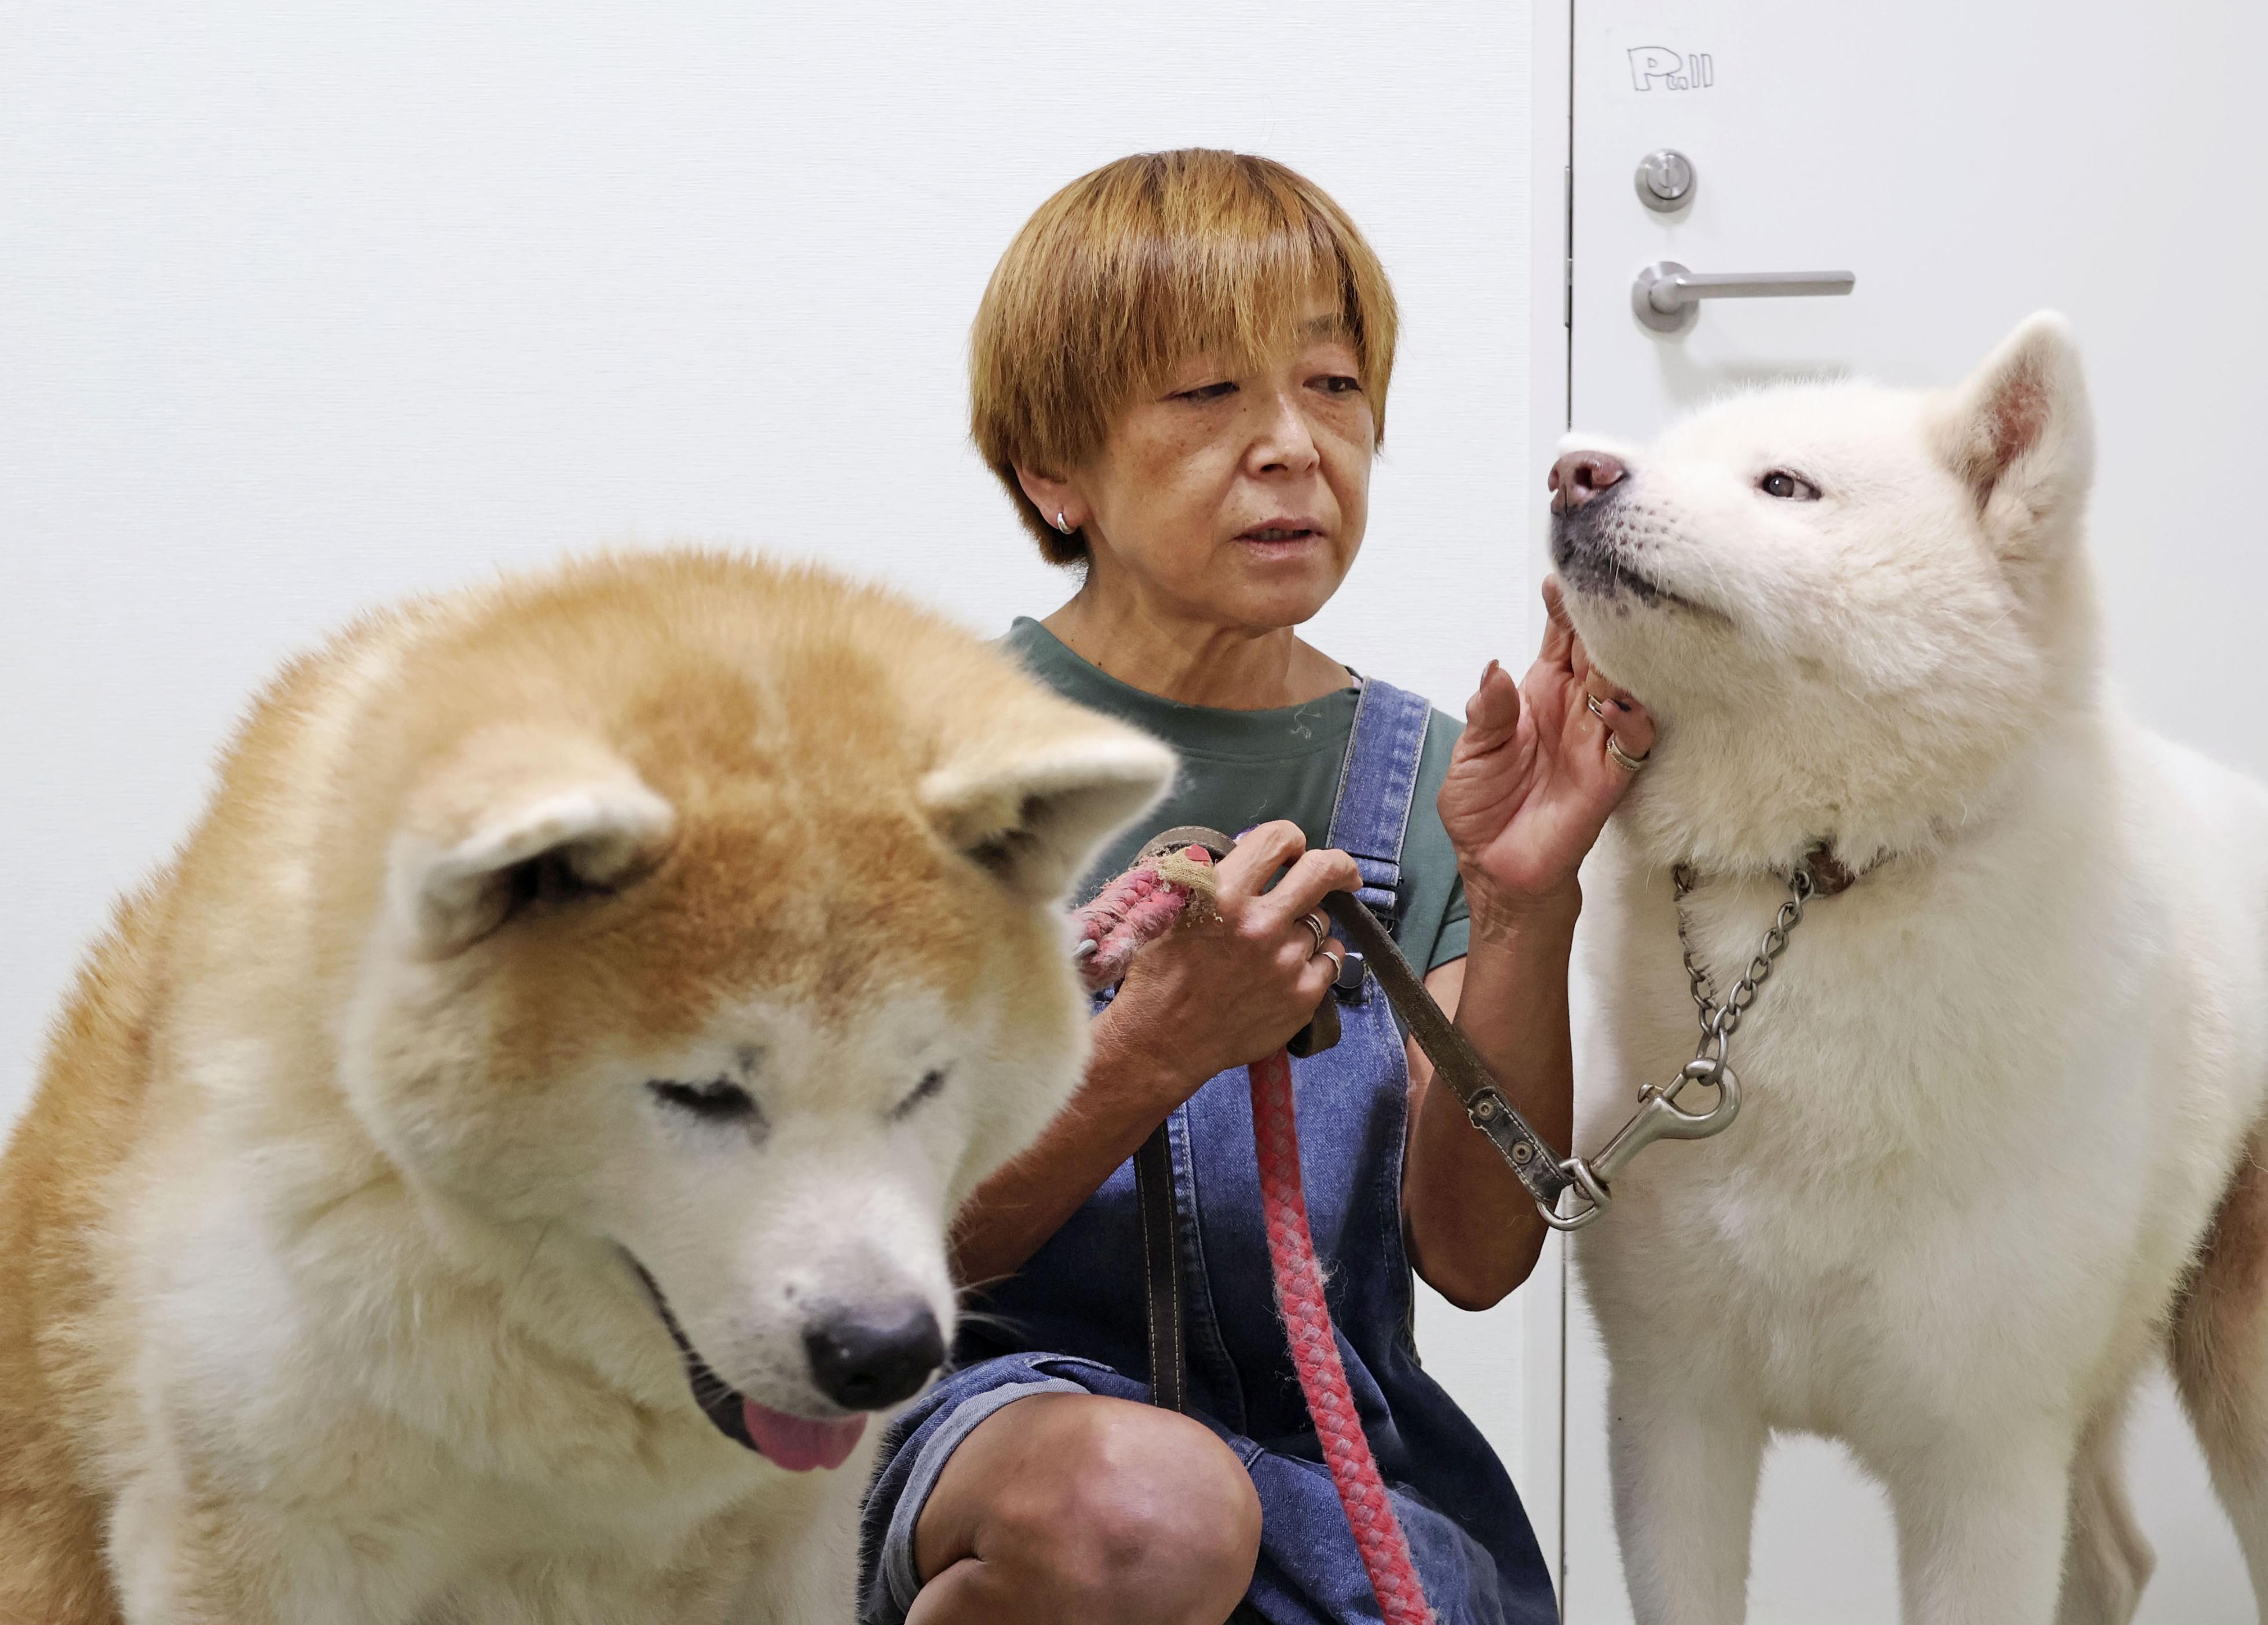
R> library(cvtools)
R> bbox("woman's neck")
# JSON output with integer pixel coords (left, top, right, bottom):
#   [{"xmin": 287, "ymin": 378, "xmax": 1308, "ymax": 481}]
[{"xmin": 1042, "ymin": 582, "xmax": 1349, "ymax": 711}]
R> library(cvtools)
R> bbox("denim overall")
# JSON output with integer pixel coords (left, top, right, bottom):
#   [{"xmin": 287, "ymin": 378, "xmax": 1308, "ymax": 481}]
[{"xmin": 859, "ymin": 679, "xmax": 1558, "ymax": 1625}]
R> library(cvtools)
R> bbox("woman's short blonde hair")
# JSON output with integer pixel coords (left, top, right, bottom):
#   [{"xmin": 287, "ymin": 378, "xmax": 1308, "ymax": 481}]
[{"xmin": 971, "ymin": 149, "xmax": 1399, "ymax": 564}]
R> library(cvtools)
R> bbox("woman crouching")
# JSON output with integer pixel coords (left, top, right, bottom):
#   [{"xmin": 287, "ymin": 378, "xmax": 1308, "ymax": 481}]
[{"xmin": 861, "ymin": 149, "xmax": 1652, "ymax": 1625}]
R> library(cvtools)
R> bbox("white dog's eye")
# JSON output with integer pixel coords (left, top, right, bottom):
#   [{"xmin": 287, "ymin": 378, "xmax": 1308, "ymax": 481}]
[
  {"xmin": 648, "ymin": 1076, "xmax": 761, "ymax": 1124},
  {"xmin": 1758, "ymin": 470, "xmax": 1821, "ymax": 502}
]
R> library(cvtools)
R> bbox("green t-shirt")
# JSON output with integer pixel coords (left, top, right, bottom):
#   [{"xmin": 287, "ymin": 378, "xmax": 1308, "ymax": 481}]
[{"xmin": 1005, "ymin": 618, "xmax": 1471, "ymax": 973}]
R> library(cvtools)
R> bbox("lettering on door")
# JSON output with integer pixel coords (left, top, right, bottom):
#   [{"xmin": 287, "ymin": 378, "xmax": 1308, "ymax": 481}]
[{"xmin": 1627, "ymin": 46, "xmax": 1714, "ymax": 92}]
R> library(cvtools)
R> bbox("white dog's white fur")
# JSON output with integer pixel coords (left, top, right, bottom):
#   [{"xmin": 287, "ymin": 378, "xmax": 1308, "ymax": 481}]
[{"xmin": 1556, "ymin": 316, "xmax": 2268, "ymax": 1624}]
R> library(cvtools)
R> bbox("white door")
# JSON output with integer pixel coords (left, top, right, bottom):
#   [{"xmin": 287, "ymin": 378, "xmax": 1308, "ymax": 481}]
[{"xmin": 1556, "ymin": 1, "xmax": 2268, "ymax": 1619}]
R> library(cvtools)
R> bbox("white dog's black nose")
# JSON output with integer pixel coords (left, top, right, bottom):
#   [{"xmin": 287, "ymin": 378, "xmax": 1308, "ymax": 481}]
[
  {"xmin": 1549, "ymin": 450, "xmax": 1626, "ymax": 514},
  {"xmin": 804, "ymin": 1302, "xmax": 946, "ymax": 1411}
]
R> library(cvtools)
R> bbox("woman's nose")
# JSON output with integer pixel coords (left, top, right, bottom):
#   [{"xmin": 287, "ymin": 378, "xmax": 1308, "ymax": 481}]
[{"xmin": 1249, "ymin": 389, "xmax": 1322, "ymax": 474}]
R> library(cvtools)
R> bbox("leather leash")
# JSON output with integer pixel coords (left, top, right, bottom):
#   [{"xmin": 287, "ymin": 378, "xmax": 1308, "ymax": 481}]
[
  {"xmin": 1132, "ymin": 1126, "xmax": 1187, "ymax": 1414},
  {"xmin": 1320, "ymin": 891, "xmax": 1574, "ymax": 1210}
]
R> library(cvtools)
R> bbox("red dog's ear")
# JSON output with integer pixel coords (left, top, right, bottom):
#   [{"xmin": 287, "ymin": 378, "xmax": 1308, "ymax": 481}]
[
  {"xmin": 921, "ymin": 729, "xmax": 1175, "ymax": 903},
  {"xmin": 389, "ymin": 728, "xmax": 678, "ymax": 957},
  {"xmin": 1932, "ymin": 312, "xmax": 2095, "ymax": 580}
]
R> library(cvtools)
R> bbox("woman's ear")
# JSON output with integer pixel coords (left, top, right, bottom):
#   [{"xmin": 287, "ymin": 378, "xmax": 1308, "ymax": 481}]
[{"xmin": 1012, "ymin": 464, "xmax": 1085, "ymax": 535}]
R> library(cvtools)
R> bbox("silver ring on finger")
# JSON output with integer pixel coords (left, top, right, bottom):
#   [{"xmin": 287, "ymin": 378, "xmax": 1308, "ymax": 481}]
[
  {"xmin": 1300, "ymin": 911, "xmax": 1330, "ymax": 955},
  {"xmin": 1606, "ymin": 733, "xmax": 1651, "ymax": 774},
  {"xmin": 1319, "ymin": 944, "xmax": 1345, "ymax": 977}
]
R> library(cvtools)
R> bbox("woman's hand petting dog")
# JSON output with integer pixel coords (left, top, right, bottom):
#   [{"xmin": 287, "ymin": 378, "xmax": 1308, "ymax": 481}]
[{"xmin": 1438, "ymin": 574, "xmax": 1654, "ymax": 936}]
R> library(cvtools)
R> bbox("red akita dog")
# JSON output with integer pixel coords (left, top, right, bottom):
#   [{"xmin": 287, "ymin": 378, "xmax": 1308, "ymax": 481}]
[{"xmin": 0, "ymin": 551, "xmax": 1170, "ymax": 1624}]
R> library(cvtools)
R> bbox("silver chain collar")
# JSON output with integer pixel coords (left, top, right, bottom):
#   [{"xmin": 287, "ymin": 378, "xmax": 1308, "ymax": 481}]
[
  {"xmin": 1676, "ymin": 861, "xmax": 1816, "ymax": 1064},
  {"xmin": 1545, "ymin": 861, "xmax": 1816, "ymax": 1230}
]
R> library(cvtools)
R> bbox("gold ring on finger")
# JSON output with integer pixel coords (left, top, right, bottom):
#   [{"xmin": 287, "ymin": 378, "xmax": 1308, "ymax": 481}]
[
  {"xmin": 1585, "ymin": 693, "xmax": 1609, "ymax": 722},
  {"xmin": 1606, "ymin": 734, "xmax": 1651, "ymax": 774}
]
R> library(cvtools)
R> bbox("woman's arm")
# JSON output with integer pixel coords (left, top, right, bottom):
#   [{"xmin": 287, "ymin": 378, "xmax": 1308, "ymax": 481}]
[
  {"xmin": 1403, "ymin": 579, "xmax": 1654, "ymax": 1309},
  {"xmin": 950, "ymin": 822, "xmax": 1362, "ymax": 1290},
  {"xmin": 948, "ymin": 1004, "xmax": 1196, "ymax": 1290}
]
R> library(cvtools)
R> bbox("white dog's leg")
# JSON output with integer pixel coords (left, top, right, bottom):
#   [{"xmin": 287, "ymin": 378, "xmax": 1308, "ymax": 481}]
[
  {"xmin": 1882, "ymin": 1437, "xmax": 2071, "ymax": 1625},
  {"xmin": 1608, "ymin": 1374, "xmax": 1766, "ymax": 1625},
  {"xmin": 2055, "ymin": 1392, "xmax": 2153, "ymax": 1625},
  {"xmin": 2171, "ymin": 1133, "xmax": 2268, "ymax": 1619}
]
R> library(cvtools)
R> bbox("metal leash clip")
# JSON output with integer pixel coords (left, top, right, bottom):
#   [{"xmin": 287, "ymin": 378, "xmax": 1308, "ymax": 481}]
[
  {"xmin": 1543, "ymin": 862, "xmax": 1815, "ymax": 1231},
  {"xmin": 1542, "ymin": 1058, "xmax": 1741, "ymax": 1230}
]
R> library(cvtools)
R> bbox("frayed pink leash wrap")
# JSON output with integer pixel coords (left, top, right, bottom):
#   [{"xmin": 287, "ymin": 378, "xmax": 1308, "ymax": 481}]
[{"xmin": 1073, "ymin": 849, "xmax": 1435, "ymax": 1625}]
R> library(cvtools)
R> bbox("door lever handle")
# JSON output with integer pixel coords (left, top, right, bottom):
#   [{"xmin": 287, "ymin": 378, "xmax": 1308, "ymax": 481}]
[{"xmin": 1632, "ymin": 260, "xmax": 1854, "ymax": 334}]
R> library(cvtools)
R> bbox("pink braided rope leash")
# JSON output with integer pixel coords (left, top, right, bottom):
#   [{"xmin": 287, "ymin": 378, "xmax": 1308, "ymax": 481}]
[
  {"xmin": 1074, "ymin": 853, "xmax": 1435, "ymax": 1625},
  {"xmin": 1249, "ymin": 1048, "xmax": 1434, "ymax": 1625}
]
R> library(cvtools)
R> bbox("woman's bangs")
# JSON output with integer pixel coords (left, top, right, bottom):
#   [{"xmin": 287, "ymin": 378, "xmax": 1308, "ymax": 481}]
[{"xmin": 1127, "ymin": 199, "xmax": 1363, "ymax": 392}]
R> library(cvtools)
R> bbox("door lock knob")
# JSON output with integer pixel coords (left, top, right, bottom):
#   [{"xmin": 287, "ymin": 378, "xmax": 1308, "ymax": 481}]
[{"xmin": 1634, "ymin": 149, "xmax": 1696, "ymax": 212}]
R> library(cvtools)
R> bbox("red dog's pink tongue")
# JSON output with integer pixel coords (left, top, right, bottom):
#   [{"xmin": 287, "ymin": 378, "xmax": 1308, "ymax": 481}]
[{"xmin": 741, "ymin": 1400, "xmax": 867, "ymax": 1472}]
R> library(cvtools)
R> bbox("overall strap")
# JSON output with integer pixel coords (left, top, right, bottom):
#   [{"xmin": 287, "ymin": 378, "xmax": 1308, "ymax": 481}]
[
  {"xmin": 1324, "ymin": 677, "xmax": 1433, "ymax": 925},
  {"xmin": 1136, "ymin": 682, "xmax": 1432, "ymax": 1419},
  {"xmin": 1133, "ymin": 1127, "xmax": 1187, "ymax": 1414}
]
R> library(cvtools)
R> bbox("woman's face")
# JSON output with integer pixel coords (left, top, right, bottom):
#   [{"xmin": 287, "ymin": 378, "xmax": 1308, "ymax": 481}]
[{"xmin": 1070, "ymin": 305, "xmax": 1374, "ymax": 631}]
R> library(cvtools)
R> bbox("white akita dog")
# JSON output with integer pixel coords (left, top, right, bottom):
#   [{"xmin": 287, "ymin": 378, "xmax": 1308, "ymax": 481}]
[
  {"xmin": 0, "ymin": 551, "xmax": 1173, "ymax": 1624},
  {"xmin": 1553, "ymin": 316, "xmax": 2268, "ymax": 1625}
]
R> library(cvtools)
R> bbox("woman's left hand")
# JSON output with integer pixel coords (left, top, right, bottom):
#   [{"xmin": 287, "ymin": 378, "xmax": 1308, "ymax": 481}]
[{"xmin": 1437, "ymin": 575, "xmax": 1655, "ymax": 927}]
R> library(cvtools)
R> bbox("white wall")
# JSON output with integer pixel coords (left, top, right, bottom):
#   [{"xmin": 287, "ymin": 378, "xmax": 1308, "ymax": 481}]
[{"xmin": 0, "ymin": 0, "xmax": 1551, "ymax": 1510}]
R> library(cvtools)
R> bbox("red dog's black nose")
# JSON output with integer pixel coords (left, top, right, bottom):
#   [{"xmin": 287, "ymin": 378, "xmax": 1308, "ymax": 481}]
[
  {"xmin": 1549, "ymin": 450, "xmax": 1627, "ymax": 514},
  {"xmin": 804, "ymin": 1301, "xmax": 945, "ymax": 1411}
]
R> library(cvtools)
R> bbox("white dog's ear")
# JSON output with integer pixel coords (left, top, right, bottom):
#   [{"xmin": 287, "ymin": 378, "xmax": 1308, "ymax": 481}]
[
  {"xmin": 1933, "ymin": 312, "xmax": 2095, "ymax": 576},
  {"xmin": 390, "ymin": 731, "xmax": 678, "ymax": 957},
  {"xmin": 922, "ymin": 729, "xmax": 1175, "ymax": 902}
]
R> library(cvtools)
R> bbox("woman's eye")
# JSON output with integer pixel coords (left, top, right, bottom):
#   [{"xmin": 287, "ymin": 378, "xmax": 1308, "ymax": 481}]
[
  {"xmin": 1172, "ymin": 381, "xmax": 1237, "ymax": 403},
  {"xmin": 1316, "ymin": 375, "xmax": 1362, "ymax": 395},
  {"xmin": 1759, "ymin": 470, "xmax": 1821, "ymax": 501},
  {"xmin": 648, "ymin": 1077, "xmax": 760, "ymax": 1123}
]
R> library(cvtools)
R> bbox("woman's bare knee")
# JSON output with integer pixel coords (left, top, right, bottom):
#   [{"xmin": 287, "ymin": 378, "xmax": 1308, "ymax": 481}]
[
  {"xmin": 1044, "ymin": 1400, "xmax": 1260, "ymax": 1604},
  {"xmin": 911, "ymin": 1393, "xmax": 1260, "ymax": 1624}
]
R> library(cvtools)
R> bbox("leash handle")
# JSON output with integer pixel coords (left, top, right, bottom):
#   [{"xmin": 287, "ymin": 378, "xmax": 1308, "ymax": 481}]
[{"xmin": 1111, "ymin": 826, "xmax": 1340, "ymax": 1056}]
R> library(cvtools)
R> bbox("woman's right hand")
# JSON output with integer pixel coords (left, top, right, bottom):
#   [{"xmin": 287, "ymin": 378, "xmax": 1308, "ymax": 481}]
[
  {"xmin": 1094, "ymin": 821, "xmax": 1362, "ymax": 1111},
  {"xmin": 949, "ymin": 822, "xmax": 1362, "ymax": 1289}
]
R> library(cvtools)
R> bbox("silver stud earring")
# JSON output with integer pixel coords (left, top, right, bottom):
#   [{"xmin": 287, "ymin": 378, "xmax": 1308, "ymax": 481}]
[{"xmin": 1054, "ymin": 510, "xmax": 1073, "ymax": 535}]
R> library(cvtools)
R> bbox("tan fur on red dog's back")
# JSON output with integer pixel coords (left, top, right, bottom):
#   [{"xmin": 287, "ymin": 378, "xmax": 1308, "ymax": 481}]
[
  {"xmin": 0, "ymin": 551, "xmax": 1169, "ymax": 1623},
  {"xmin": 2, "ymin": 606, "xmax": 436, "ymax": 1623},
  {"xmin": 0, "ymin": 890, "xmax": 163, "ymax": 1623}
]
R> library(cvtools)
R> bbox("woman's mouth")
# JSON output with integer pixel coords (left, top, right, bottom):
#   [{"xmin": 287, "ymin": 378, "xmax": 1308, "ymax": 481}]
[{"xmin": 1236, "ymin": 522, "xmax": 1325, "ymax": 549}]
